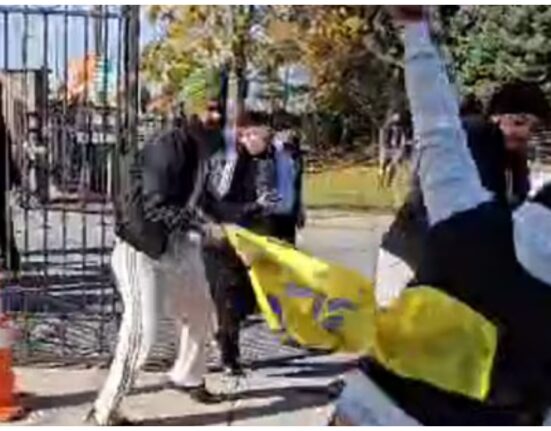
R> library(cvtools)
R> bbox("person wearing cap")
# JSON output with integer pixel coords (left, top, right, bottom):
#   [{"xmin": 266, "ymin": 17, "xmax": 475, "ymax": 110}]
[
  {"xmin": 375, "ymin": 80, "xmax": 547, "ymax": 306},
  {"xmin": 487, "ymin": 82, "xmax": 547, "ymax": 206},
  {"xmin": 334, "ymin": 6, "xmax": 551, "ymax": 425}
]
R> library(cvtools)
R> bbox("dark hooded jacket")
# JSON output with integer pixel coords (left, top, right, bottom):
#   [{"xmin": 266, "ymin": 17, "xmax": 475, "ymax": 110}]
[
  {"xmin": 380, "ymin": 116, "xmax": 530, "ymax": 271},
  {"xmin": 114, "ymin": 126, "xmax": 206, "ymax": 258}
]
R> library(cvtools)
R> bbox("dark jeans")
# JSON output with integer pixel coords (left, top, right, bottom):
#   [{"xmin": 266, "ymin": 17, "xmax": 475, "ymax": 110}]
[
  {"xmin": 203, "ymin": 243, "xmax": 256, "ymax": 369},
  {"xmin": 271, "ymin": 215, "xmax": 297, "ymax": 245}
]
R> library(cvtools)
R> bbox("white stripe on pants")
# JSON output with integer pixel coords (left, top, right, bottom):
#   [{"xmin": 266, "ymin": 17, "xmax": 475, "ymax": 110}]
[{"xmin": 93, "ymin": 233, "xmax": 216, "ymax": 425}]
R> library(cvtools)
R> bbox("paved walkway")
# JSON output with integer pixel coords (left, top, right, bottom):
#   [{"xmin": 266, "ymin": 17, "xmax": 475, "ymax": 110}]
[
  {"xmin": 8, "ymin": 210, "xmax": 389, "ymax": 425},
  {"xmin": 14, "ymin": 352, "xmax": 356, "ymax": 425}
]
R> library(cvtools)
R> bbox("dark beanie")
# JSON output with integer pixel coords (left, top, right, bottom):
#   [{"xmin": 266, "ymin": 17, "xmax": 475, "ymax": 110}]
[{"xmin": 488, "ymin": 81, "xmax": 550, "ymax": 121}]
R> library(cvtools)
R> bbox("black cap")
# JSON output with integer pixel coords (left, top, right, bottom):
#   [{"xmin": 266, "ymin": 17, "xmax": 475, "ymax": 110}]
[{"xmin": 488, "ymin": 81, "xmax": 550, "ymax": 120}]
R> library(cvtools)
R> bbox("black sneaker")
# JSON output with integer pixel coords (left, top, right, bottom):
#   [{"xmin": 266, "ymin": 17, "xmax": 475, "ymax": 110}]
[
  {"xmin": 166, "ymin": 382, "xmax": 226, "ymax": 404},
  {"xmin": 224, "ymin": 365, "xmax": 245, "ymax": 377},
  {"xmin": 223, "ymin": 361, "xmax": 245, "ymax": 377}
]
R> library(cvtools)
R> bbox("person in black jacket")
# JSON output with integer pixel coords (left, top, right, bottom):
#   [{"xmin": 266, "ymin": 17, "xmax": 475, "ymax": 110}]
[
  {"xmin": 487, "ymin": 82, "xmax": 544, "ymax": 206},
  {"xmin": 378, "ymin": 111, "xmax": 412, "ymax": 188},
  {"xmin": 202, "ymin": 114, "xmax": 280, "ymax": 375},
  {"xmin": 375, "ymin": 85, "xmax": 544, "ymax": 306},
  {"xmin": 91, "ymin": 126, "xmax": 225, "ymax": 425},
  {"xmin": 335, "ymin": 9, "xmax": 551, "ymax": 425},
  {"xmin": 0, "ymin": 108, "xmax": 21, "ymax": 277}
]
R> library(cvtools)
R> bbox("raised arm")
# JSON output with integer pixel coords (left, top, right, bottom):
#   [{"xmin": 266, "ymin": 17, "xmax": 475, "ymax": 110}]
[{"xmin": 403, "ymin": 19, "xmax": 492, "ymax": 225}]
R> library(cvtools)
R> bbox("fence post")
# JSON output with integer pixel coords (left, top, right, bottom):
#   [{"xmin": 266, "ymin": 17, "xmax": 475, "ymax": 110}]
[{"xmin": 113, "ymin": 5, "xmax": 140, "ymax": 200}]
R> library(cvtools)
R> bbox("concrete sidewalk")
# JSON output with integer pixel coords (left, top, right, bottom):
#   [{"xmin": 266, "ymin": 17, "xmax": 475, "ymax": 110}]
[
  {"xmin": 8, "ymin": 210, "xmax": 383, "ymax": 425},
  {"xmin": 13, "ymin": 352, "xmax": 356, "ymax": 426}
]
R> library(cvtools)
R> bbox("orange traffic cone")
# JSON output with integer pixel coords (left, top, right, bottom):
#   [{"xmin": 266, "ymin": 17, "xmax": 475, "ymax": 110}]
[{"xmin": 0, "ymin": 314, "xmax": 23, "ymax": 422}]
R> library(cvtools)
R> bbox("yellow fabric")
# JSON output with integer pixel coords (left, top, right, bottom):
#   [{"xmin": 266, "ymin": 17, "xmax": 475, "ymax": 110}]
[
  {"xmin": 224, "ymin": 225, "xmax": 497, "ymax": 401},
  {"xmin": 373, "ymin": 286, "xmax": 497, "ymax": 400},
  {"xmin": 225, "ymin": 224, "xmax": 376, "ymax": 353}
]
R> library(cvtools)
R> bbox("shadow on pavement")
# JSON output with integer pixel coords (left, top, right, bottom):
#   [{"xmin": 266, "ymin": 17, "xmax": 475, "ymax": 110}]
[
  {"xmin": 26, "ymin": 382, "xmax": 333, "ymax": 426},
  {"xmin": 23, "ymin": 383, "xmax": 167, "ymax": 411},
  {"xmin": 266, "ymin": 360, "xmax": 357, "ymax": 379},
  {"xmin": 247, "ymin": 353, "xmax": 315, "ymax": 370},
  {"xmin": 139, "ymin": 384, "xmax": 333, "ymax": 426}
]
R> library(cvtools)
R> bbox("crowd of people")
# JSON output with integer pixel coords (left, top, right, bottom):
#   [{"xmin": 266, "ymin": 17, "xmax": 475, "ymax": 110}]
[
  {"xmin": 90, "ymin": 100, "xmax": 305, "ymax": 425},
  {"xmin": 4, "ymin": 5, "xmax": 551, "ymax": 426}
]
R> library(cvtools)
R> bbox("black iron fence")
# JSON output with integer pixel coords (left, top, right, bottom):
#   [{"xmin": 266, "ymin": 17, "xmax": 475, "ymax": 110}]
[
  {"xmin": 0, "ymin": 5, "xmax": 141, "ymax": 364},
  {"xmin": 531, "ymin": 129, "xmax": 551, "ymax": 165}
]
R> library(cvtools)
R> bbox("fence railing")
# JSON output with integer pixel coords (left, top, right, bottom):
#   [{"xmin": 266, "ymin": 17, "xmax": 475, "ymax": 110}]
[{"xmin": 0, "ymin": 5, "xmax": 141, "ymax": 364}]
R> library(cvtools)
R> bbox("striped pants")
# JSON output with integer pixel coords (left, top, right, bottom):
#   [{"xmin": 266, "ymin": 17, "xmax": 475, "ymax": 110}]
[{"xmin": 92, "ymin": 233, "xmax": 216, "ymax": 425}]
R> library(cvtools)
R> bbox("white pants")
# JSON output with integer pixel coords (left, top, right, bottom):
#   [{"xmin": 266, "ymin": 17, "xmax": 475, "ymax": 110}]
[{"xmin": 93, "ymin": 233, "xmax": 216, "ymax": 424}]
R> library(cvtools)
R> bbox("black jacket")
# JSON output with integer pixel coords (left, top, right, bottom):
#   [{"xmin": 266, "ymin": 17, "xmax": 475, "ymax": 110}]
[
  {"xmin": 367, "ymin": 201, "xmax": 551, "ymax": 425},
  {"xmin": 115, "ymin": 127, "xmax": 205, "ymax": 257},
  {"xmin": 203, "ymin": 148, "xmax": 277, "ymax": 236},
  {"xmin": 381, "ymin": 117, "xmax": 530, "ymax": 271}
]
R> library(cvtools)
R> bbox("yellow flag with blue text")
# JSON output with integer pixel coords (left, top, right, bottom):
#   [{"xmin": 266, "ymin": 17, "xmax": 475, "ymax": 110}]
[
  {"xmin": 225, "ymin": 224, "xmax": 376, "ymax": 353},
  {"xmin": 224, "ymin": 225, "xmax": 497, "ymax": 401}
]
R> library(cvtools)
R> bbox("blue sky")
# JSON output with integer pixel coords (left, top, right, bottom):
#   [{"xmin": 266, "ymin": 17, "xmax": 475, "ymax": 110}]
[
  {"xmin": 0, "ymin": 6, "xmax": 156, "ymax": 85},
  {"xmin": 0, "ymin": 5, "xmax": 309, "ymax": 109}
]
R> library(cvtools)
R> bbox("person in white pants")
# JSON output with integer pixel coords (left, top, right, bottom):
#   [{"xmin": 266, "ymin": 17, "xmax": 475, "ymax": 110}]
[
  {"xmin": 89, "ymin": 126, "xmax": 225, "ymax": 425},
  {"xmin": 90, "ymin": 231, "xmax": 220, "ymax": 425}
]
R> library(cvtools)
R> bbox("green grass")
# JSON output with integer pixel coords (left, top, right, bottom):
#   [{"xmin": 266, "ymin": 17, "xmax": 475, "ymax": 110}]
[{"xmin": 304, "ymin": 165, "xmax": 409, "ymax": 212}]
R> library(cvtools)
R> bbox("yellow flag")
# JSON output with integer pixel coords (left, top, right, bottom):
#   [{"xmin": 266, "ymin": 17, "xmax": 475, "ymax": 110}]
[
  {"xmin": 224, "ymin": 224, "xmax": 376, "ymax": 353},
  {"xmin": 373, "ymin": 286, "xmax": 497, "ymax": 400},
  {"xmin": 224, "ymin": 225, "xmax": 497, "ymax": 401}
]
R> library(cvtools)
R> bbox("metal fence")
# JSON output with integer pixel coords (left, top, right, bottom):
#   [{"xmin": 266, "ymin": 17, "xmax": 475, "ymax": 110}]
[
  {"xmin": 532, "ymin": 129, "xmax": 551, "ymax": 165},
  {"xmin": 0, "ymin": 5, "xmax": 141, "ymax": 364}
]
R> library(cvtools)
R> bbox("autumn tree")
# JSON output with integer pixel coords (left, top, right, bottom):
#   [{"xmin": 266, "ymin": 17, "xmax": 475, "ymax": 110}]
[
  {"xmin": 142, "ymin": 5, "xmax": 260, "ymax": 119},
  {"xmin": 269, "ymin": 6, "xmax": 407, "ymax": 141}
]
